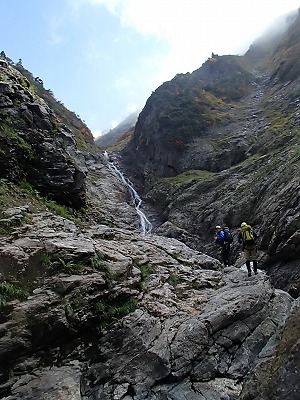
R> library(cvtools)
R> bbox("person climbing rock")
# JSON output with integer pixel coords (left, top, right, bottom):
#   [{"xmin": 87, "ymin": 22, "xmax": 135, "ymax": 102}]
[
  {"xmin": 238, "ymin": 222, "xmax": 258, "ymax": 277},
  {"xmin": 215, "ymin": 225, "xmax": 232, "ymax": 267}
]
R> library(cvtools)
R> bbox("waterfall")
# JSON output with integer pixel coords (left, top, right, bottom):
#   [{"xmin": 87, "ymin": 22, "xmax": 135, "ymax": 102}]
[{"xmin": 104, "ymin": 151, "xmax": 152, "ymax": 235}]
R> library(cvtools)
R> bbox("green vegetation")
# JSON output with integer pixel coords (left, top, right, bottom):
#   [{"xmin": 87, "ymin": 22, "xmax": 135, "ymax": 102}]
[
  {"xmin": 19, "ymin": 180, "xmax": 81, "ymax": 220},
  {"xmin": 58, "ymin": 258, "xmax": 85, "ymax": 274},
  {"xmin": 18, "ymin": 180, "xmax": 40, "ymax": 196},
  {"xmin": 46, "ymin": 199, "xmax": 75, "ymax": 220},
  {"xmin": 64, "ymin": 303, "xmax": 75, "ymax": 321},
  {"xmin": 0, "ymin": 282, "xmax": 29, "ymax": 307},
  {"xmin": 90, "ymin": 252, "xmax": 108, "ymax": 269},
  {"xmin": 90, "ymin": 252, "xmax": 113, "ymax": 282},
  {"xmin": 12, "ymin": 98, "xmax": 21, "ymax": 107},
  {"xmin": 18, "ymin": 76, "xmax": 29, "ymax": 88},
  {"xmin": 167, "ymin": 272, "xmax": 180, "ymax": 286},
  {"xmin": 139, "ymin": 263, "xmax": 153, "ymax": 281},
  {"xmin": 170, "ymin": 251, "xmax": 182, "ymax": 260},
  {"xmin": 28, "ymin": 85, "xmax": 37, "ymax": 95},
  {"xmin": 0, "ymin": 178, "xmax": 85, "ymax": 234},
  {"xmin": 42, "ymin": 252, "xmax": 53, "ymax": 267},
  {"xmin": 199, "ymin": 55, "xmax": 253, "ymax": 100},
  {"xmin": 49, "ymin": 118, "xmax": 60, "ymax": 136},
  {"xmin": 0, "ymin": 118, "xmax": 33, "ymax": 159},
  {"xmin": 135, "ymin": 54, "xmax": 253, "ymax": 158},
  {"xmin": 95, "ymin": 296, "xmax": 138, "ymax": 330},
  {"xmin": 161, "ymin": 169, "xmax": 215, "ymax": 184},
  {"xmin": 63, "ymin": 293, "xmax": 86, "ymax": 324},
  {"xmin": 0, "ymin": 179, "xmax": 44, "ymax": 214}
]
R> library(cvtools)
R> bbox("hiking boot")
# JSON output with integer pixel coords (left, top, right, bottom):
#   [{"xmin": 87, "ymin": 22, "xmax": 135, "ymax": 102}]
[
  {"xmin": 248, "ymin": 272, "xmax": 251, "ymax": 277},
  {"xmin": 254, "ymin": 270, "xmax": 258, "ymax": 275}
]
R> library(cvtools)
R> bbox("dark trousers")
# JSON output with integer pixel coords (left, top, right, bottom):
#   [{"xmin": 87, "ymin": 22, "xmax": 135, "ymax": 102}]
[
  {"xmin": 246, "ymin": 260, "xmax": 258, "ymax": 274},
  {"xmin": 221, "ymin": 243, "xmax": 230, "ymax": 266}
]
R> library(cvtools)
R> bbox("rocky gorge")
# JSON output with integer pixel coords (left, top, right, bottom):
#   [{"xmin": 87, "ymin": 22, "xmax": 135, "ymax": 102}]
[{"xmin": 0, "ymin": 9, "xmax": 300, "ymax": 400}]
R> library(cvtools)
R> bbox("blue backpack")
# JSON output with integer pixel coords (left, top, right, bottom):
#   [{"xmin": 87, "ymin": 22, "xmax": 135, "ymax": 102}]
[{"xmin": 223, "ymin": 227, "xmax": 233, "ymax": 243}]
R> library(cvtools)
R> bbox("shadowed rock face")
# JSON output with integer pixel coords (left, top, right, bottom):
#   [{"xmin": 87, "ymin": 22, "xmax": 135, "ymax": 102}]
[
  {"xmin": 0, "ymin": 63, "xmax": 87, "ymax": 209},
  {"xmin": 121, "ymin": 54, "xmax": 254, "ymax": 185}
]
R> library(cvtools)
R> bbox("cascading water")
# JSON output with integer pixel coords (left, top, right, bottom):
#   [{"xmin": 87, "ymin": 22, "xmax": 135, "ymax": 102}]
[{"xmin": 104, "ymin": 151, "xmax": 152, "ymax": 234}]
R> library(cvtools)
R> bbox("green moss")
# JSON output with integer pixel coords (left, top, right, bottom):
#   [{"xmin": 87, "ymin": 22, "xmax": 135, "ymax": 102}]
[
  {"xmin": 18, "ymin": 180, "xmax": 40, "ymax": 197},
  {"xmin": 0, "ymin": 282, "xmax": 29, "ymax": 307},
  {"xmin": 161, "ymin": 169, "xmax": 215, "ymax": 184},
  {"xmin": 58, "ymin": 258, "xmax": 85, "ymax": 274},
  {"xmin": 167, "ymin": 272, "xmax": 180, "ymax": 286},
  {"xmin": 0, "ymin": 119, "xmax": 33, "ymax": 159},
  {"xmin": 95, "ymin": 296, "xmax": 139, "ymax": 330},
  {"xmin": 170, "ymin": 251, "xmax": 182, "ymax": 260},
  {"xmin": 46, "ymin": 200, "xmax": 74, "ymax": 220},
  {"xmin": 90, "ymin": 252, "xmax": 108, "ymax": 269},
  {"xmin": 139, "ymin": 262, "xmax": 153, "ymax": 281},
  {"xmin": 18, "ymin": 76, "xmax": 29, "ymax": 88},
  {"xmin": 0, "ymin": 179, "xmax": 45, "ymax": 216},
  {"xmin": 90, "ymin": 252, "xmax": 113, "ymax": 281}
]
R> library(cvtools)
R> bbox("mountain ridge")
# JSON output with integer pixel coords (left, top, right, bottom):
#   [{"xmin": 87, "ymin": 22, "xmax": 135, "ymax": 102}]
[
  {"xmin": 119, "ymin": 8, "xmax": 300, "ymax": 275},
  {"xmin": 0, "ymin": 8, "xmax": 299, "ymax": 400},
  {"xmin": 95, "ymin": 110, "xmax": 139, "ymax": 150}
]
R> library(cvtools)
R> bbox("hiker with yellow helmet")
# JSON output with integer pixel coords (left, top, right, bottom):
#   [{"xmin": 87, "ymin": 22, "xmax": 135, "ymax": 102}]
[{"xmin": 238, "ymin": 222, "xmax": 258, "ymax": 277}]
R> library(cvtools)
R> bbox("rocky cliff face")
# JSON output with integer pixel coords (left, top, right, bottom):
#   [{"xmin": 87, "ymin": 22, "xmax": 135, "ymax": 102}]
[
  {"xmin": 121, "ymin": 10, "xmax": 300, "ymax": 295},
  {"xmin": 0, "ymin": 61, "xmax": 96, "ymax": 209},
  {"xmin": 0, "ymin": 10, "xmax": 300, "ymax": 400},
  {"xmin": 121, "ymin": 54, "xmax": 254, "ymax": 183}
]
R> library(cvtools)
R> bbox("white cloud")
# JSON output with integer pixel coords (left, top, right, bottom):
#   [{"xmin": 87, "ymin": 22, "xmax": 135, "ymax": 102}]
[
  {"xmin": 111, "ymin": 119, "xmax": 119, "ymax": 128},
  {"xmin": 83, "ymin": 0, "xmax": 299, "ymax": 82},
  {"xmin": 125, "ymin": 102, "xmax": 139, "ymax": 114},
  {"xmin": 65, "ymin": 0, "xmax": 300, "ymax": 131},
  {"xmin": 86, "ymin": 0, "xmax": 299, "ymax": 42},
  {"xmin": 92, "ymin": 130, "xmax": 104, "ymax": 138}
]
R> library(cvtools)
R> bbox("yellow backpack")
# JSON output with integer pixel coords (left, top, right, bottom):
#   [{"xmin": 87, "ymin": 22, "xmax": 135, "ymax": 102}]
[{"xmin": 242, "ymin": 228, "xmax": 255, "ymax": 245}]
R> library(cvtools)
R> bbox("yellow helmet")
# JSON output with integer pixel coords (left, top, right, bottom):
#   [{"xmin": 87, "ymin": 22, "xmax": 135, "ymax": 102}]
[
  {"xmin": 241, "ymin": 222, "xmax": 247, "ymax": 228},
  {"xmin": 215, "ymin": 225, "xmax": 221, "ymax": 229}
]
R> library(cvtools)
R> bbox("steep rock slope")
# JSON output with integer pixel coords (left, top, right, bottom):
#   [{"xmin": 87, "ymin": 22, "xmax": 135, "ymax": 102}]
[
  {"xmin": 120, "ymin": 10, "xmax": 300, "ymax": 292},
  {"xmin": 0, "ymin": 60, "xmax": 95, "ymax": 209},
  {"xmin": 122, "ymin": 55, "xmax": 253, "ymax": 180},
  {"xmin": 0, "ymin": 206, "xmax": 298, "ymax": 400},
  {"xmin": 0, "ymin": 11, "xmax": 300, "ymax": 400}
]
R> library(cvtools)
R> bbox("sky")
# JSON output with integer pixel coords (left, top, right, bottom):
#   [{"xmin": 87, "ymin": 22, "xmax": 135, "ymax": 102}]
[{"xmin": 0, "ymin": 0, "xmax": 299, "ymax": 137}]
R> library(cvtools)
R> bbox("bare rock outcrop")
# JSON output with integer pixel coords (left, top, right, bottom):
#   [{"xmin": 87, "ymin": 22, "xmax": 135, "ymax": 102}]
[
  {"xmin": 0, "ymin": 62, "xmax": 87, "ymax": 209},
  {"xmin": 0, "ymin": 206, "xmax": 298, "ymax": 400}
]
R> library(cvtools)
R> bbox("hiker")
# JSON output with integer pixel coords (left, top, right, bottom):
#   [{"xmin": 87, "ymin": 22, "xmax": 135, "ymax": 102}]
[
  {"xmin": 238, "ymin": 222, "xmax": 258, "ymax": 277},
  {"xmin": 215, "ymin": 225, "xmax": 232, "ymax": 267}
]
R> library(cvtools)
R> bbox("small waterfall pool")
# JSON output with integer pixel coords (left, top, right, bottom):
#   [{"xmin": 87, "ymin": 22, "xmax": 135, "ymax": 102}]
[{"xmin": 104, "ymin": 152, "xmax": 152, "ymax": 235}]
